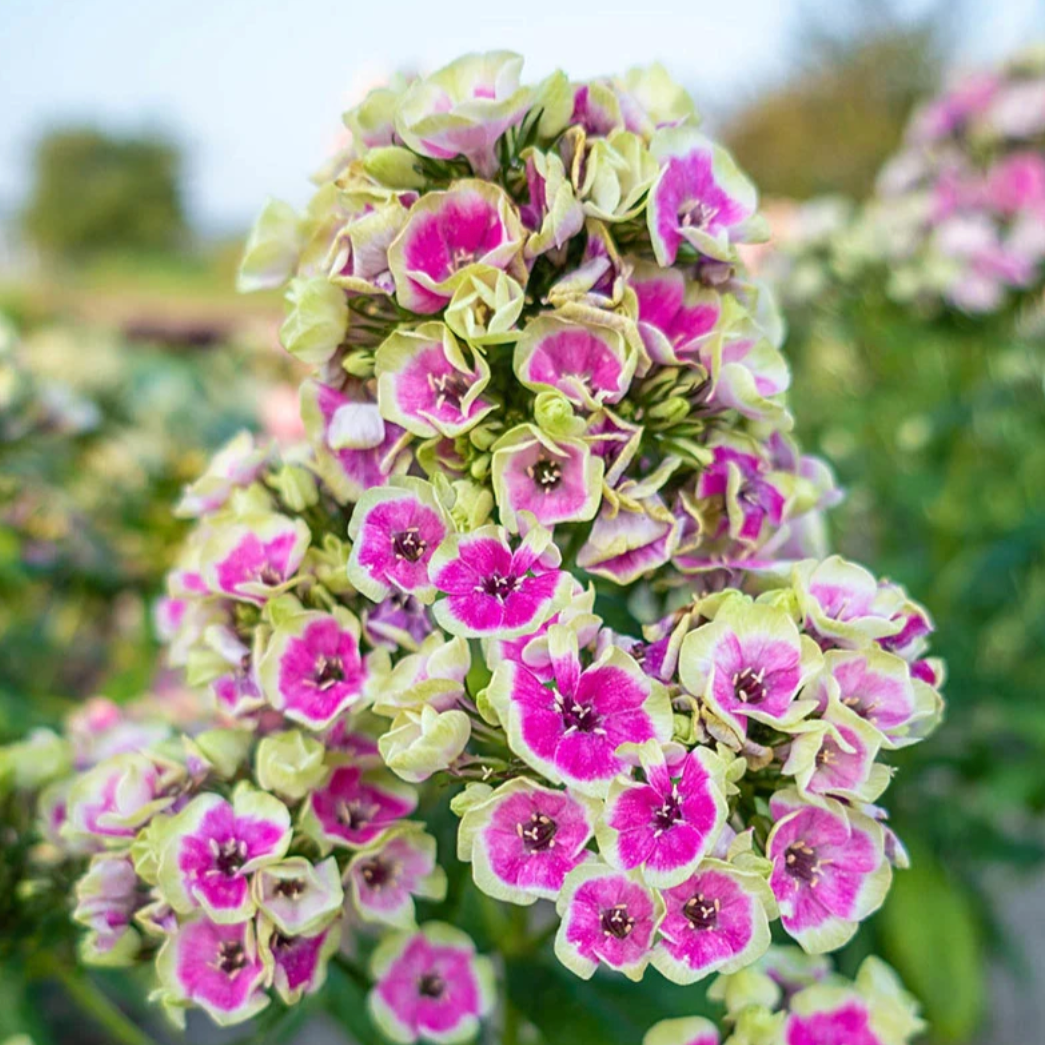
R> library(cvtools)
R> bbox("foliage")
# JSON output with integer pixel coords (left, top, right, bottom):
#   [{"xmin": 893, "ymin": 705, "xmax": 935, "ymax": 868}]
[
  {"xmin": 0, "ymin": 316, "xmax": 297, "ymax": 740},
  {"xmin": 21, "ymin": 128, "xmax": 188, "ymax": 260},
  {"xmin": 724, "ymin": 2, "xmax": 947, "ymax": 199}
]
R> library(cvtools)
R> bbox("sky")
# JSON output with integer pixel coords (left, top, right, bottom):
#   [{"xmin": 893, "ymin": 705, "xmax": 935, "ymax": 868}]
[{"xmin": 1, "ymin": 0, "xmax": 1043, "ymax": 234}]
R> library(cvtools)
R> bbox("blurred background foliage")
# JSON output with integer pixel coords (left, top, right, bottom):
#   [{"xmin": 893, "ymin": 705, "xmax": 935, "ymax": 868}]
[
  {"xmin": 724, "ymin": 1, "xmax": 952, "ymax": 199},
  {"xmin": 0, "ymin": 2, "xmax": 1043, "ymax": 1043},
  {"xmin": 22, "ymin": 128, "xmax": 188, "ymax": 261}
]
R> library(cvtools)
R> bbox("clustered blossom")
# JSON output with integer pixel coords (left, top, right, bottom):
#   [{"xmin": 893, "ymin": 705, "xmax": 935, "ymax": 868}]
[
  {"xmin": 2, "ymin": 51, "xmax": 947, "ymax": 1043},
  {"xmin": 769, "ymin": 47, "xmax": 1045, "ymax": 316}
]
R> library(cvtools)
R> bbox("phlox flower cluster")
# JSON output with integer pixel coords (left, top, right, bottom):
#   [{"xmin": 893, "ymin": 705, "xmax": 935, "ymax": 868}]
[{"xmin": 1, "ymin": 51, "xmax": 944, "ymax": 1043}]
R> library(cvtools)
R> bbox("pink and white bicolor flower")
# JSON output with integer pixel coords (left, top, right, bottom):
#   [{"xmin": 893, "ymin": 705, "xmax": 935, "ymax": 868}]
[
  {"xmin": 457, "ymin": 778, "xmax": 601, "ymax": 905},
  {"xmin": 345, "ymin": 823, "xmax": 448, "ymax": 929},
  {"xmin": 201, "ymin": 514, "xmax": 311, "ymax": 605},
  {"xmin": 348, "ymin": 478, "xmax": 452, "ymax": 605},
  {"xmin": 648, "ymin": 127, "xmax": 763, "ymax": 266},
  {"xmin": 766, "ymin": 790, "xmax": 891, "ymax": 954},
  {"xmin": 253, "ymin": 856, "xmax": 344, "ymax": 937},
  {"xmin": 258, "ymin": 916, "xmax": 341, "ymax": 1006},
  {"xmin": 491, "ymin": 424, "xmax": 605, "ymax": 532},
  {"xmin": 258, "ymin": 607, "xmax": 370, "ymax": 729},
  {"xmin": 428, "ymin": 521, "xmax": 573, "ymax": 639},
  {"xmin": 679, "ymin": 596, "xmax": 822, "ymax": 739},
  {"xmin": 487, "ymin": 624, "xmax": 674, "ymax": 797},
  {"xmin": 652, "ymin": 860, "xmax": 775, "ymax": 984},
  {"xmin": 809, "ymin": 648, "xmax": 930, "ymax": 749},
  {"xmin": 630, "ymin": 260, "xmax": 722, "ymax": 366},
  {"xmin": 555, "ymin": 863, "xmax": 663, "ymax": 981},
  {"xmin": 387, "ymin": 180, "xmax": 527, "ymax": 313},
  {"xmin": 158, "ymin": 785, "xmax": 292, "ymax": 923},
  {"xmin": 395, "ymin": 51, "xmax": 532, "ymax": 178},
  {"xmin": 791, "ymin": 557, "xmax": 910, "ymax": 650},
  {"xmin": 576, "ymin": 495, "xmax": 682, "ymax": 586},
  {"xmin": 175, "ymin": 431, "xmax": 271, "ymax": 519},
  {"xmin": 783, "ymin": 698, "xmax": 889, "ymax": 804},
  {"xmin": 375, "ymin": 322, "xmax": 496, "ymax": 439},
  {"xmin": 63, "ymin": 751, "xmax": 183, "ymax": 848},
  {"xmin": 597, "ymin": 743, "xmax": 728, "ymax": 888},
  {"xmin": 156, "ymin": 914, "xmax": 269, "ymax": 1026},
  {"xmin": 513, "ymin": 314, "xmax": 642, "ymax": 409},
  {"xmin": 305, "ymin": 765, "xmax": 418, "ymax": 852},
  {"xmin": 368, "ymin": 922, "xmax": 496, "ymax": 1045},
  {"xmin": 695, "ymin": 440, "xmax": 790, "ymax": 547},
  {"xmin": 300, "ymin": 379, "xmax": 412, "ymax": 504}
]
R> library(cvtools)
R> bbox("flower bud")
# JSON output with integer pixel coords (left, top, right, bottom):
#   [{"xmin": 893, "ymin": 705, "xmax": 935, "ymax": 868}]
[
  {"xmin": 237, "ymin": 198, "xmax": 302, "ymax": 293},
  {"xmin": 256, "ymin": 730, "xmax": 327, "ymax": 801},
  {"xmin": 279, "ymin": 276, "xmax": 348, "ymax": 366},
  {"xmin": 378, "ymin": 706, "xmax": 471, "ymax": 783},
  {"xmin": 0, "ymin": 728, "xmax": 72, "ymax": 791},
  {"xmin": 269, "ymin": 464, "xmax": 319, "ymax": 513}
]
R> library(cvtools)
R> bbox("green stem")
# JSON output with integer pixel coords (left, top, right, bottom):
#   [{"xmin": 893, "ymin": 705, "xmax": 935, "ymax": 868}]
[
  {"xmin": 502, "ymin": 999, "xmax": 521, "ymax": 1045},
  {"xmin": 51, "ymin": 965, "xmax": 159, "ymax": 1045},
  {"xmin": 332, "ymin": 952, "xmax": 370, "ymax": 992}
]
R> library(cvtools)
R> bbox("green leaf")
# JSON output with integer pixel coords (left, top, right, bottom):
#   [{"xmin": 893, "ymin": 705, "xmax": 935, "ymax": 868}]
[
  {"xmin": 877, "ymin": 843, "xmax": 985, "ymax": 1042},
  {"xmin": 506, "ymin": 957, "xmax": 716, "ymax": 1045}
]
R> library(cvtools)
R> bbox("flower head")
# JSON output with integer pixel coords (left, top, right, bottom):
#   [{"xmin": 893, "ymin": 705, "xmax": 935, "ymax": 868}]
[
  {"xmin": 158, "ymin": 786, "xmax": 291, "ymax": 923},
  {"xmin": 487, "ymin": 625, "xmax": 673, "ymax": 796},
  {"xmin": 388, "ymin": 180, "xmax": 526, "ymax": 313},
  {"xmin": 428, "ymin": 523, "xmax": 572, "ymax": 638},
  {"xmin": 306, "ymin": 765, "xmax": 418, "ymax": 851},
  {"xmin": 258, "ymin": 608, "xmax": 369, "ymax": 729},
  {"xmin": 254, "ymin": 856, "xmax": 344, "ymax": 936},
  {"xmin": 156, "ymin": 915, "xmax": 269, "ymax": 1026},
  {"xmin": 369, "ymin": 923, "xmax": 496, "ymax": 1044},
  {"xmin": 679, "ymin": 597, "xmax": 822, "ymax": 739},
  {"xmin": 597, "ymin": 743, "xmax": 727, "ymax": 888},
  {"xmin": 457, "ymin": 778, "xmax": 600, "ymax": 904},
  {"xmin": 555, "ymin": 864, "xmax": 662, "ymax": 980},
  {"xmin": 395, "ymin": 52, "xmax": 531, "ymax": 177},
  {"xmin": 766, "ymin": 791, "xmax": 890, "ymax": 953},
  {"xmin": 648, "ymin": 128, "xmax": 763, "ymax": 265},
  {"xmin": 346, "ymin": 823, "xmax": 447, "ymax": 928}
]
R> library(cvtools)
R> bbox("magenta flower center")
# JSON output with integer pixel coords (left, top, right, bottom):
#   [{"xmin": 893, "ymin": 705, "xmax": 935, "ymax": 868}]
[
  {"xmin": 274, "ymin": 877, "xmax": 306, "ymax": 899},
  {"xmin": 258, "ymin": 563, "xmax": 283, "ymax": 585},
  {"xmin": 733, "ymin": 665, "xmax": 768, "ymax": 704},
  {"xmin": 429, "ymin": 371, "xmax": 470, "ymax": 411},
  {"xmin": 652, "ymin": 787, "xmax": 684, "ymax": 833},
  {"xmin": 478, "ymin": 573, "xmax": 521, "ymax": 601},
  {"xmin": 213, "ymin": 939, "xmax": 248, "ymax": 976},
  {"xmin": 211, "ymin": 838, "xmax": 248, "ymax": 877},
  {"xmin": 600, "ymin": 904, "xmax": 636, "ymax": 939},
  {"xmin": 527, "ymin": 457, "xmax": 563, "ymax": 493},
  {"xmin": 449, "ymin": 246, "xmax": 479, "ymax": 273},
  {"xmin": 418, "ymin": 971, "xmax": 446, "ymax": 998},
  {"xmin": 336, "ymin": 798, "xmax": 377, "ymax": 831},
  {"xmin": 556, "ymin": 694, "xmax": 599, "ymax": 733},
  {"xmin": 518, "ymin": 811, "xmax": 558, "ymax": 853},
  {"xmin": 360, "ymin": 856, "xmax": 399, "ymax": 890},
  {"xmin": 784, "ymin": 841, "xmax": 821, "ymax": 884},
  {"xmin": 682, "ymin": 892, "xmax": 720, "ymax": 931},
  {"xmin": 313, "ymin": 655, "xmax": 345, "ymax": 690},
  {"xmin": 391, "ymin": 527, "xmax": 428, "ymax": 563},
  {"xmin": 679, "ymin": 199, "xmax": 718, "ymax": 230}
]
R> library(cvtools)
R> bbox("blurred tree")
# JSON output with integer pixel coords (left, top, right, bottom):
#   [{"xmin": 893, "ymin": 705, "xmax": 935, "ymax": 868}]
[
  {"xmin": 724, "ymin": 0, "xmax": 953, "ymax": 199},
  {"xmin": 22, "ymin": 128, "xmax": 188, "ymax": 259}
]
